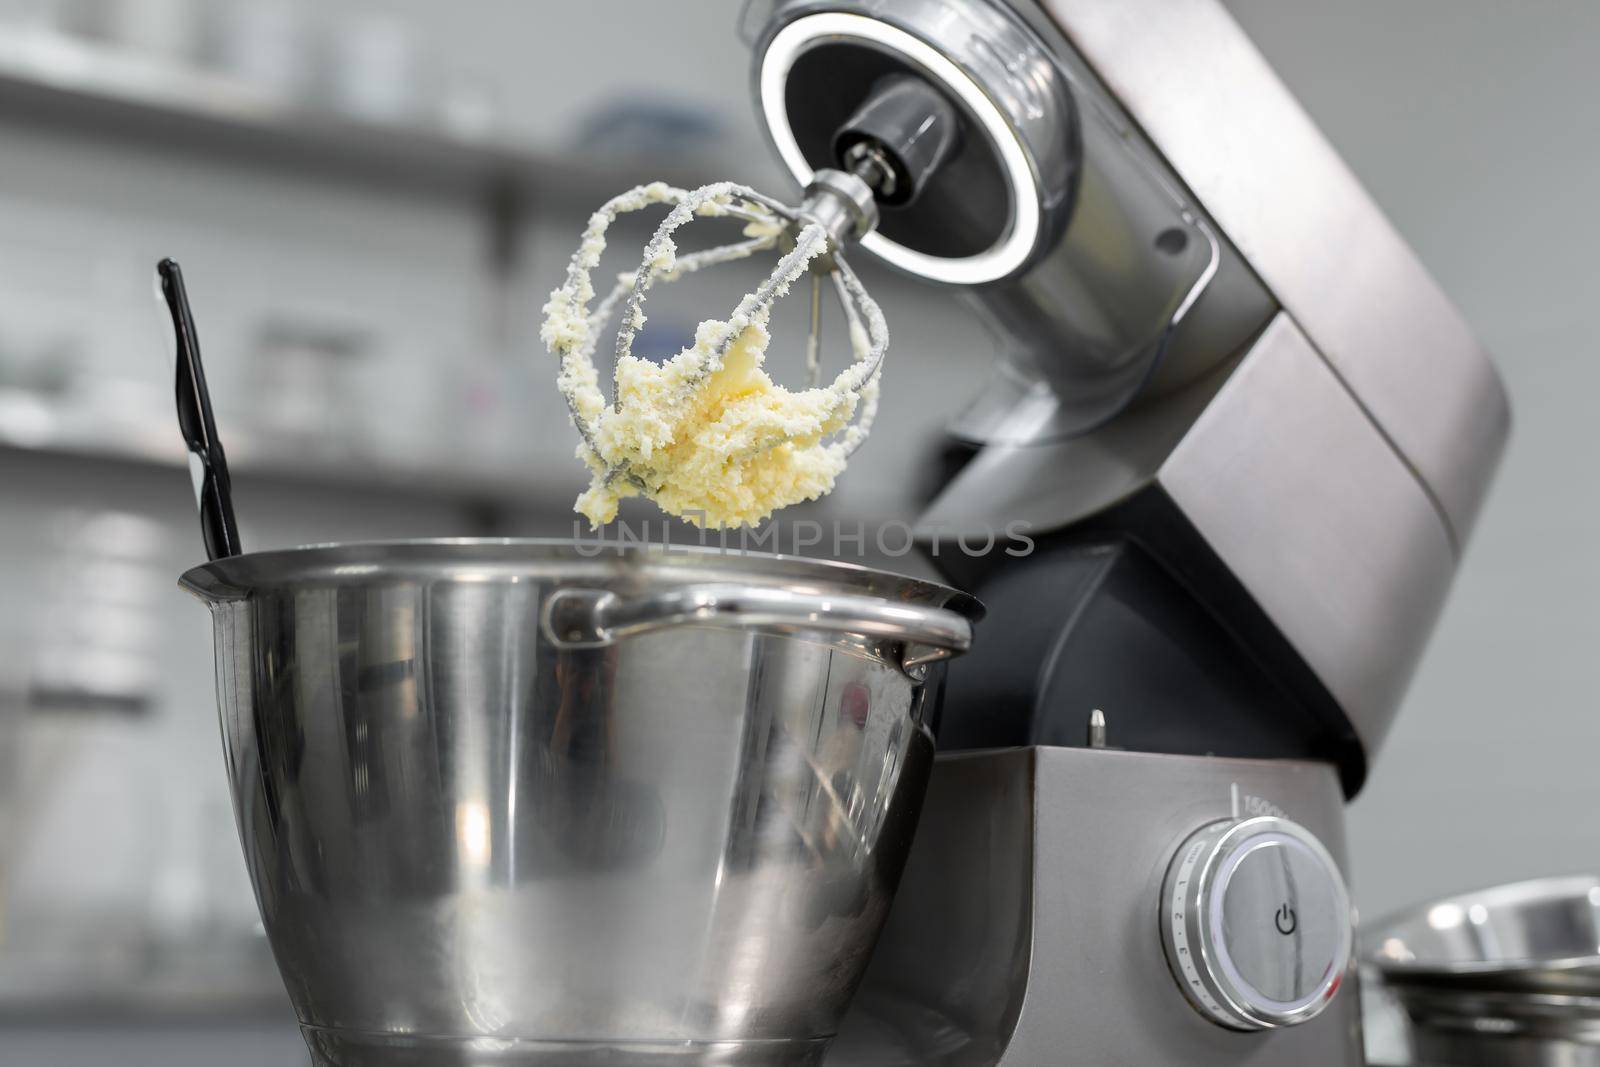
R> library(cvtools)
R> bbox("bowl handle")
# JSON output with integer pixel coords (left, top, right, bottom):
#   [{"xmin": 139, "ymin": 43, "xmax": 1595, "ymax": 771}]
[{"xmin": 541, "ymin": 583, "xmax": 972, "ymax": 673}]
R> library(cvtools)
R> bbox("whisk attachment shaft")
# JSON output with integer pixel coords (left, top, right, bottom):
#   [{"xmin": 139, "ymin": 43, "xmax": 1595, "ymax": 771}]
[{"xmin": 796, "ymin": 169, "xmax": 880, "ymax": 248}]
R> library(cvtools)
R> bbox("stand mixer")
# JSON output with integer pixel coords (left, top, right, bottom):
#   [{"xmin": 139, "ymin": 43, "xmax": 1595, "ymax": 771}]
[
  {"xmin": 733, "ymin": 0, "xmax": 1509, "ymax": 1062},
  {"xmin": 174, "ymin": 2, "xmax": 1509, "ymax": 1065}
]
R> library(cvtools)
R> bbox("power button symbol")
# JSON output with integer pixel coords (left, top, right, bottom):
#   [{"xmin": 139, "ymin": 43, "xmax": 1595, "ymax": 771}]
[{"xmin": 1275, "ymin": 903, "xmax": 1298, "ymax": 936}]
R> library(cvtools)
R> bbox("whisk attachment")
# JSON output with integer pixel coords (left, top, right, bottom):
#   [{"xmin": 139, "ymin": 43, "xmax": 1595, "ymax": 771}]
[{"xmin": 542, "ymin": 173, "xmax": 889, "ymax": 530}]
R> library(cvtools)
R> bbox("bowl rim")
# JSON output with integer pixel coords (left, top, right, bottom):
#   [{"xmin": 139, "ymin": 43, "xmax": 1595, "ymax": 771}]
[
  {"xmin": 1365, "ymin": 872, "xmax": 1600, "ymax": 981},
  {"xmin": 178, "ymin": 537, "xmax": 986, "ymax": 620}
]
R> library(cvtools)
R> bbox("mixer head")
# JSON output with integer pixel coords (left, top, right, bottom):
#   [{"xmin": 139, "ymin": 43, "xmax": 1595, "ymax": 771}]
[{"xmin": 742, "ymin": 0, "xmax": 1257, "ymax": 444}]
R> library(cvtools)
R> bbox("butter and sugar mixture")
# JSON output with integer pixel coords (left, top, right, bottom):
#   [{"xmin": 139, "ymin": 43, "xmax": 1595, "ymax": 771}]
[{"xmin": 541, "ymin": 182, "xmax": 883, "ymax": 530}]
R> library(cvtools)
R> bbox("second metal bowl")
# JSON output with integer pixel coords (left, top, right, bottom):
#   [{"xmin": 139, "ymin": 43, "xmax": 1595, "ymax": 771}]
[{"xmin": 1368, "ymin": 874, "xmax": 1600, "ymax": 1065}]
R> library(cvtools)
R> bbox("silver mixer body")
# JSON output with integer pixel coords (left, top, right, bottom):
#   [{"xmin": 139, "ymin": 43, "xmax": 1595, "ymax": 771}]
[{"xmin": 742, "ymin": 0, "xmax": 1512, "ymax": 1064}]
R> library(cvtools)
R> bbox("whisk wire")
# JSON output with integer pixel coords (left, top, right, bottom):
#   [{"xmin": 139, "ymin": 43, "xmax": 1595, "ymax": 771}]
[{"xmin": 547, "ymin": 177, "xmax": 890, "ymax": 506}]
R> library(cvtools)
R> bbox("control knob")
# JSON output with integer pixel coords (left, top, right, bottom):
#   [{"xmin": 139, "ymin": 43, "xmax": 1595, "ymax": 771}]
[{"xmin": 1160, "ymin": 816, "xmax": 1352, "ymax": 1030}]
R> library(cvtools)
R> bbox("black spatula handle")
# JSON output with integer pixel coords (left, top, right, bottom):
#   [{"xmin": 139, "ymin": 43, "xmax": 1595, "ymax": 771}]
[{"xmin": 158, "ymin": 258, "xmax": 242, "ymax": 562}]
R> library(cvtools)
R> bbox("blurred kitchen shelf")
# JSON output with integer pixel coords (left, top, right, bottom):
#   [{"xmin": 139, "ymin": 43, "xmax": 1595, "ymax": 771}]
[
  {"xmin": 0, "ymin": 973, "xmax": 290, "ymax": 1023},
  {"xmin": 0, "ymin": 31, "xmax": 708, "ymax": 204},
  {"xmin": 0, "ymin": 944, "xmax": 289, "ymax": 1022},
  {"xmin": 0, "ymin": 391, "xmax": 567, "ymax": 507}
]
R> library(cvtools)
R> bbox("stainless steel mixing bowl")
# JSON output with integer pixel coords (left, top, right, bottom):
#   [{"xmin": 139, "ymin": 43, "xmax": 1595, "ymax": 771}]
[
  {"xmin": 1367, "ymin": 874, "xmax": 1600, "ymax": 1066},
  {"xmin": 180, "ymin": 540, "xmax": 981, "ymax": 1066}
]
